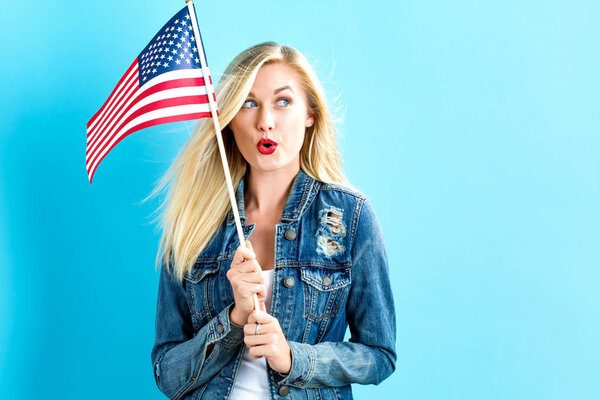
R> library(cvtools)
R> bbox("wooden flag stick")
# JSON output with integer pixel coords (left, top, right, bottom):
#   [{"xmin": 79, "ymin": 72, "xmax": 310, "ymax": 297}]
[{"xmin": 185, "ymin": 0, "xmax": 260, "ymax": 312}]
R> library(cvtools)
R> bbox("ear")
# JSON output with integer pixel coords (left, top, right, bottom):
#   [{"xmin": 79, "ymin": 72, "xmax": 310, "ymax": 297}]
[{"xmin": 305, "ymin": 114, "xmax": 315, "ymax": 128}]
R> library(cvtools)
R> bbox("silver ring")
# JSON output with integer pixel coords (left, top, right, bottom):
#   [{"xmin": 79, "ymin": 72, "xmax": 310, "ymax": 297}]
[{"xmin": 255, "ymin": 323, "xmax": 261, "ymax": 335}]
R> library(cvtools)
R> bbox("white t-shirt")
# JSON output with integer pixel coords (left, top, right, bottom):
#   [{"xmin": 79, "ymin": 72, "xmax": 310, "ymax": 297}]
[{"xmin": 229, "ymin": 269, "xmax": 275, "ymax": 400}]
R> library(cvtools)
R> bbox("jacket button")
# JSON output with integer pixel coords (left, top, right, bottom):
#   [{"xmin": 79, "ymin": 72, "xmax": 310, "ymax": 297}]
[
  {"xmin": 278, "ymin": 385, "xmax": 290, "ymax": 396},
  {"xmin": 284, "ymin": 228, "xmax": 297, "ymax": 240},
  {"xmin": 321, "ymin": 276, "xmax": 332, "ymax": 286},
  {"xmin": 283, "ymin": 276, "xmax": 295, "ymax": 288},
  {"xmin": 216, "ymin": 324, "xmax": 224, "ymax": 334}
]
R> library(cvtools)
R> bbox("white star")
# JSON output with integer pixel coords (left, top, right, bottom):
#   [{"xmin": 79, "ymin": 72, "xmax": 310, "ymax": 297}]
[
  {"xmin": 177, "ymin": 27, "xmax": 182, "ymax": 32},
  {"xmin": 152, "ymin": 68, "xmax": 157, "ymax": 73},
  {"xmin": 174, "ymin": 19, "xmax": 179, "ymax": 24},
  {"xmin": 190, "ymin": 36, "xmax": 195, "ymax": 42},
  {"xmin": 184, "ymin": 31, "xmax": 189, "ymax": 37},
  {"xmin": 192, "ymin": 46, "xmax": 197, "ymax": 52},
  {"xmin": 151, "ymin": 62, "xmax": 155, "ymax": 66},
  {"xmin": 176, "ymin": 43, "xmax": 182, "ymax": 48},
  {"xmin": 168, "ymin": 55, "xmax": 173, "ymax": 61},
  {"xmin": 186, "ymin": 58, "xmax": 191, "ymax": 63},
  {"xmin": 185, "ymin": 14, "xmax": 190, "ymax": 20},
  {"xmin": 172, "ymin": 49, "xmax": 178, "ymax": 55},
  {"xmin": 173, "ymin": 34, "xmax": 178, "ymax": 39},
  {"xmin": 166, "ymin": 33, "xmax": 171, "ymax": 38},
  {"xmin": 163, "ymin": 62, "xmax": 168, "ymax": 68},
  {"xmin": 175, "ymin": 59, "xmax": 181, "ymax": 65},
  {"xmin": 160, "ymin": 54, "xmax": 165, "ymax": 59},
  {"xmin": 143, "ymin": 76, "xmax": 147, "ymax": 81},
  {"xmin": 194, "ymin": 57, "xmax": 199, "ymax": 63},
  {"xmin": 188, "ymin": 25, "xmax": 192, "ymax": 30},
  {"xmin": 180, "ymin": 20, "xmax": 186, "ymax": 25},
  {"xmin": 169, "ymin": 40, "xmax": 174, "ymax": 45}
]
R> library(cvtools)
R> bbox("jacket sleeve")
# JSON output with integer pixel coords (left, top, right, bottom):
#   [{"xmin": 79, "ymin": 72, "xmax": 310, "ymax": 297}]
[
  {"xmin": 277, "ymin": 198, "xmax": 397, "ymax": 388},
  {"xmin": 150, "ymin": 262, "xmax": 244, "ymax": 399}
]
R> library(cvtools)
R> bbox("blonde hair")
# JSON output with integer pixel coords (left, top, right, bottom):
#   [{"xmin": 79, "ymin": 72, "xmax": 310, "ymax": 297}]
[{"xmin": 149, "ymin": 41, "xmax": 350, "ymax": 281}]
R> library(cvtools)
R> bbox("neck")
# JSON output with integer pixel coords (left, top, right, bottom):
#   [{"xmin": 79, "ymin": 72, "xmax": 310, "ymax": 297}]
[{"xmin": 245, "ymin": 163, "xmax": 299, "ymax": 216}]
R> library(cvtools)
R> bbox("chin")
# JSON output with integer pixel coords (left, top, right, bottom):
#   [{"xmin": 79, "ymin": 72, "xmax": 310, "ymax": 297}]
[{"xmin": 248, "ymin": 157, "xmax": 296, "ymax": 173}]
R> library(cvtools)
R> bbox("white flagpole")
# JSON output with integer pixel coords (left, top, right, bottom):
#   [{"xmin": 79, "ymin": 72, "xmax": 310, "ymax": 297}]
[{"xmin": 185, "ymin": 0, "xmax": 260, "ymax": 312}]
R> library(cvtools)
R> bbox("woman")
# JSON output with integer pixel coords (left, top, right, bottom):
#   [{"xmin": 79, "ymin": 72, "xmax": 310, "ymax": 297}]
[{"xmin": 150, "ymin": 42, "xmax": 396, "ymax": 400}]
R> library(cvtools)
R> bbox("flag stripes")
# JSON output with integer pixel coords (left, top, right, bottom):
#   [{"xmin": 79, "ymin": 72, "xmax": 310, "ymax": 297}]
[{"xmin": 86, "ymin": 64, "xmax": 214, "ymax": 182}]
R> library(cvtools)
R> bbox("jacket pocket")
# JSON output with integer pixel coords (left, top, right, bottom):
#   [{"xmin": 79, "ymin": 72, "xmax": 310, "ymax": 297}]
[
  {"xmin": 184, "ymin": 261, "xmax": 221, "ymax": 330},
  {"xmin": 300, "ymin": 266, "xmax": 351, "ymax": 321}
]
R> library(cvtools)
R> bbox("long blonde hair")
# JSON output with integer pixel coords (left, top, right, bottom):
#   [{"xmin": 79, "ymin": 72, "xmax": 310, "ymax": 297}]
[{"xmin": 149, "ymin": 41, "xmax": 349, "ymax": 281}]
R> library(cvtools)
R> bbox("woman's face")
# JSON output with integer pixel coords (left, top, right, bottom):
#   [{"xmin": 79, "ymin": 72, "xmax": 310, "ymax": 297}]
[{"xmin": 229, "ymin": 63, "xmax": 314, "ymax": 174}]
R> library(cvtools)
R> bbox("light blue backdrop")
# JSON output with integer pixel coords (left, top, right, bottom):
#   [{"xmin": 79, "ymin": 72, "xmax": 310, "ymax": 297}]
[{"xmin": 1, "ymin": 0, "xmax": 598, "ymax": 399}]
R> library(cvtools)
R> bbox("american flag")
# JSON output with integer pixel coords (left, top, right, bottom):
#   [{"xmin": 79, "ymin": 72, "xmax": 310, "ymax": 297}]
[{"xmin": 86, "ymin": 6, "xmax": 217, "ymax": 183}]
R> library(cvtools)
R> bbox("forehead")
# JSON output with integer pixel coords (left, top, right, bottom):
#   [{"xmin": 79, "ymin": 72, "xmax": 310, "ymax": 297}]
[{"xmin": 250, "ymin": 63, "xmax": 302, "ymax": 93}]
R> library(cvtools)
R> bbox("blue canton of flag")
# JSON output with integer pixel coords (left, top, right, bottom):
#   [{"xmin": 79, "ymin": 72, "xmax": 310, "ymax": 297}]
[{"xmin": 138, "ymin": 7, "xmax": 205, "ymax": 85}]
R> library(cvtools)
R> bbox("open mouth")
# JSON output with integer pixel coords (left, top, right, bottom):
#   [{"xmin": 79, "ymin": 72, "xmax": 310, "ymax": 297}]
[{"xmin": 257, "ymin": 138, "xmax": 278, "ymax": 154}]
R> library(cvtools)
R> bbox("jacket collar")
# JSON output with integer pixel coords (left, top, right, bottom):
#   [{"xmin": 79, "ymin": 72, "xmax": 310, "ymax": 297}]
[{"xmin": 226, "ymin": 167, "xmax": 318, "ymax": 225}]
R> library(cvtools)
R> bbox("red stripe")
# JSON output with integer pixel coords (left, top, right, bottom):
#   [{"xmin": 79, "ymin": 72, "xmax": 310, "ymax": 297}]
[
  {"xmin": 87, "ymin": 75, "xmax": 139, "ymax": 145},
  {"xmin": 86, "ymin": 96, "xmax": 209, "ymax": 169},
  {"xmin": 88, "ymin": 60, "xmax": 138, "ymax": 126},
  {"xmin": 87, "ymin": 73, "xmax": 138, "ymax": 137},
  {"xmin": 87, "ymin": 76, "xmax": 207, "ymax": 150},
  {"xmin": 87, "ymin": 111, "xmax": 211, "ymax": 183}
]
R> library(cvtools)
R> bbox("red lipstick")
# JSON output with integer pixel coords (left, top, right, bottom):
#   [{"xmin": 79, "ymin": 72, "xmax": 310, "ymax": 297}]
[{"xmin": 257, "ymin": 138, "xmax": 278, "ymax": 154}]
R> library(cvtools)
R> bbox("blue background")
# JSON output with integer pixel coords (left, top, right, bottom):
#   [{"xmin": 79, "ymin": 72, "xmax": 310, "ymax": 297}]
[{"xmin": 1, "ymin": 0, "xmax": 598, "ymax": 398}]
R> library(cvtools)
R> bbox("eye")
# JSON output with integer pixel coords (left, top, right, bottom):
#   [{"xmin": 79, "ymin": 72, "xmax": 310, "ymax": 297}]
[
  {"xmin": 242, "ymin": 99, "xmax": 257, "ymax": 109},
  {"xmin": 276, "ymin": 97, "xmax": 292, "ymax": 107}
]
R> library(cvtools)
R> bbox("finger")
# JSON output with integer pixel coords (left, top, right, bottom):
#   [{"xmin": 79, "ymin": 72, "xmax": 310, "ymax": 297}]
[
  {"xmin": 247, "ymin": 309, "xmax": 272, "ymax": 325},
  {"xmin": 248, "ymin": 344, "xmax": 277, "ymax": 359},
  {"xmin": 244, "ymin": 323, "xmax": 258, "ymax": 336},
  {"xmin": 232, "ymin": 259, "xmax": 262, "ymax": 273},
  {"xmin": 232, "ymin": 282, "xmax": 265, "ymax": 299},
  {"xmin": 244, "ymin": 332, "xmax": 277, "ymax": 347},
  {"xmin": 235, "ymin": 242, "xmax": 256, "ymax": 260},
  {"xmin": 259, "ymin": 299, "xmax": 266, "ymax": 312},
  {"xmin": 240, "ymin": 271, "xmax": 266, "ymax": 285}
]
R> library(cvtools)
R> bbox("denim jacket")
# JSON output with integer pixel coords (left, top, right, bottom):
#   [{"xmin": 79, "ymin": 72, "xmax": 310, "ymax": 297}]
[{"xmin": 151, "ymin": 168, "xmax": 396, "ymax": 399}]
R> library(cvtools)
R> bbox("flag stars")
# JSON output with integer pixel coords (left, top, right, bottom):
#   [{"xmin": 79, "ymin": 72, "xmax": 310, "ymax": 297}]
[
  {"xmin": 177, "ymin": 27, "xmax": 182, "ymax": 32},
  {"xmin": 168, "ymin": 55, "xmax": 173, "ymax": 61},
  {"xmin": 175, "ymin": 59, "xmax": 181, "ymax": 65},
  {"xmin": 163, "ymin": 62, "xmax": 168, "ymax": 68}
]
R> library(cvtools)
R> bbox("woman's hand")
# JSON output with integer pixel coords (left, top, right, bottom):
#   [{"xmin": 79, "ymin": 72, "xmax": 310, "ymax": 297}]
[
  {"xmin": 244, "ymin": 300, "xmax": 292, "ymax": 375},
  {"xmin": 226, "ymin": 240, "xmax": 265, "ymax": 326}
]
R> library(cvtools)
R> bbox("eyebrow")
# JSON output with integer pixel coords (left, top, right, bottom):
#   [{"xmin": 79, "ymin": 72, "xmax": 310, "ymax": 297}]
[{"xmin": 248, "ymin": 86, "xmax": 294, "ymax": 97}]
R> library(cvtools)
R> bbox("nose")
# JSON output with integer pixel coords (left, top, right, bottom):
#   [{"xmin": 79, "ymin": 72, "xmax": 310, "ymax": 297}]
[{"xmin": 257, "ymin": 106, "xmax": 274, "ymax": 133}]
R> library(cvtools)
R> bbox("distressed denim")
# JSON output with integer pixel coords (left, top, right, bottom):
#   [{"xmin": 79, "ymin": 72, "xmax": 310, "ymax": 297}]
[{"xmin": 151, "ymin": 168, "xmax": 396, "ymax": 399}]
